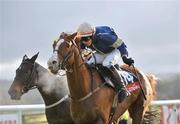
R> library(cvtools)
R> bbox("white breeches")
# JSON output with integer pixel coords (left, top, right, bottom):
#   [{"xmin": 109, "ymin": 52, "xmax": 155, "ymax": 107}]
[{"xmin": 87, "ymin": 49, "xmax": 123, "ymax": 67}]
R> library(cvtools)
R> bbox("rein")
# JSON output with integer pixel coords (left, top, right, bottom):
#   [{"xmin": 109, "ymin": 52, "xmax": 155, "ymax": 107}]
[
  {"xmin": 55, "ymin": 37, "xmax": 107, "ymax": 102},
  {"xmin": 53, "ymin": 35, "xmax": 119, "ymax": 123},
  {"xmin": 72, "ymin": 82, "xmax": 107, "ymax": 102},
  {"xmin": 17, "ymin": 61, "xmax": 69, "ymax": 109},
  {"xmin": 59, "ymin": 47, "xmax": 74, "ymax": 72},
  {"xmin": 58, "ymin": 40, "xmax": 85, "ymax": 72},
  {"xmin": 45, "ymin": 94, "xmax": 69, "ymax": 109},
  {"xmin": 57, "ymin": 38, "xmax": 107, "ymax": 102}
]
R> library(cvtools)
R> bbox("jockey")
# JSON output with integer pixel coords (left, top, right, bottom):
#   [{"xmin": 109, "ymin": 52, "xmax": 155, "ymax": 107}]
[{"xmin": 77, "ymin": 22, "xmax": 134, "ymax": 102}]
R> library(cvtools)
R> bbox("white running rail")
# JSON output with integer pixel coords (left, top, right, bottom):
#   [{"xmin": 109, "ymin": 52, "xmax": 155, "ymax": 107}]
[{"xmin": 0, "ymin": 100, "xmax": 180, "ymax": 124}]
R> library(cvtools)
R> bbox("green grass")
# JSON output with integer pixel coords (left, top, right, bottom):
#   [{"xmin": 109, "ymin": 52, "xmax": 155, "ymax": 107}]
[
  {"xmin": 21, "ymin": 106, "xmax": 162, "ymax": 124},
  {"xmin": 23, "ymin": 113, "xmax": 47, "ymax": 124}
]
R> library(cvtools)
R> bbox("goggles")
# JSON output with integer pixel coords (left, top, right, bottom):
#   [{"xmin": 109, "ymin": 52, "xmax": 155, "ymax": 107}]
[{"xmin": 81, "ymin": 36, "xmax": 92, "ymax": 42}]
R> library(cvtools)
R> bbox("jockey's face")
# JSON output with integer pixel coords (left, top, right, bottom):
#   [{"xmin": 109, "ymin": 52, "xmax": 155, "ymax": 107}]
[
  {"xmin": 81, "ymin": 36, "xmax": 92, "ymax": 46},
  {"xmin": 83, "ymin": 39, "xmax": 92, "ymax": 46}
]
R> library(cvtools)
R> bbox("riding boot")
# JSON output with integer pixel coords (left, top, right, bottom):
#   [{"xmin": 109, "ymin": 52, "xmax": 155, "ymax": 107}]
[{"xmin": 109, "ymin": 66, "xmax": 130, "ymax": 103}]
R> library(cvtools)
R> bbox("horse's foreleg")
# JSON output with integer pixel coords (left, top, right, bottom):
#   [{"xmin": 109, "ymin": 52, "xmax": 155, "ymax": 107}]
[
  {"xmin": 133, "ymin": 109, "xmax": 144, "ymax": 124},
  {"xmin": 93, "ymin": 114, "xmax": 109, "ymax": 124},
  {"xmin": 129, "ymin": 105, "xmax": 145, "ymax": 124},
  {"xmin": 93, "ymin": 117, "xmax": 105, "ymax": 124},
  {"xmin": 96, "ymin": 119, "xmax": 104, "ymax": 124}
]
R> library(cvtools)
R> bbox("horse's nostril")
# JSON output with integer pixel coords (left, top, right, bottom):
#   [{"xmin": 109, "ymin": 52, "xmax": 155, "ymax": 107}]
[
  {"xmin": 52, "ymin": 61, "xmax": 57, "ymax": 64},
  {"xmin": 8, "ymin": 90, "xmax": 16, "ymax": 96}
]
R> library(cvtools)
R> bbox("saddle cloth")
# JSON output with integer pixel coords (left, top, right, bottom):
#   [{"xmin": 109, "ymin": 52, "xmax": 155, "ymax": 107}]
[
  {"xmin": 95, "ymin": 64, "xmax": 140, "ymax": 93},
  {"xmin": 117, "ymin": 67, "xmax": 140, "ymax": 93}
]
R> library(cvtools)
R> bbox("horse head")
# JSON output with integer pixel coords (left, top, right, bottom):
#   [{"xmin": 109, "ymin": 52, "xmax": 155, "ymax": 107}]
[
  {"xmin": 8, "ymin": 53, "xmax": 39, "ymax": 100},
  {"xmin": 48, "ymin": 32, "xmax": 79, "ymax": 74}
]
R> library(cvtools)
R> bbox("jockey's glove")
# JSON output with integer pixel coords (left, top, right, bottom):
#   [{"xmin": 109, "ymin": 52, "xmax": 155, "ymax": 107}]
[{"xmin": 122, "ymin": 56, "xmax": 134, "ymax": 66}]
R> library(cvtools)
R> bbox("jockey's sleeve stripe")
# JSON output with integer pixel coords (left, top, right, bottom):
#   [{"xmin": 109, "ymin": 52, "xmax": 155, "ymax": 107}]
[{"xmin": 110, "ymin": 38, "xmax": 123, "ymax": 48}]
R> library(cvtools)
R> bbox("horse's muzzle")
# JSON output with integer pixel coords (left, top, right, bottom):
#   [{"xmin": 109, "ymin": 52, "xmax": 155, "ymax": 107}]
[{"xmin": 8, "ymin": 89, "xmax": 22, "ymax": 100}]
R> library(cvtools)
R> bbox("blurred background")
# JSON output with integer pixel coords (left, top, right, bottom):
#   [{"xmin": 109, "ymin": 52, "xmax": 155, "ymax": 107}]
[
  {"xmin": 0, "ymin": 0, "xmax": 179, "ymax": 123},
  {"xmin": 1, "ymin": 0, "xmax": 179, "ymax": 104}
]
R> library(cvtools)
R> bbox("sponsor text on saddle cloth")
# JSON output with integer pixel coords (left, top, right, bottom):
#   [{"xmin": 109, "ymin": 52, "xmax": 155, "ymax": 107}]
[
  {"xmin": 105, "ymin": 66, "xmax": 140, "ymax": 93},
  {"xmin": 118, "ymin": 68, "xmax": 140, "ymax": 93}
]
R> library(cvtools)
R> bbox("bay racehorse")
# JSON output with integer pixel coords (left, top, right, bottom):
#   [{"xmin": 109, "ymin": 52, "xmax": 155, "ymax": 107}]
[
  {"xmin": 8, "ymin": 53, "xmax": 74, "ymax": 124},
  {"xmin": 48, "ymin": 32, "xmax": 157, "ymax": 124}
]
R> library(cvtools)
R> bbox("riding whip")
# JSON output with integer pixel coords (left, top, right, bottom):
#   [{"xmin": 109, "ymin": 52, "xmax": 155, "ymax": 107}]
[{"xmin": 132, "ymin": 64, "xmax": 147, "ymax": 100}]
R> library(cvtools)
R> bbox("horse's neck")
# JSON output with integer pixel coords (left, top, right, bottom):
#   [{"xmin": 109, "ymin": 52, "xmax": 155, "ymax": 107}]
[
  {"xmin": 67, "ymin": 57, "xmax": 92, "ymax": 100},
  {"xmin": 35, "ymin": 63, "xmax": 69, "ymax": 105}
]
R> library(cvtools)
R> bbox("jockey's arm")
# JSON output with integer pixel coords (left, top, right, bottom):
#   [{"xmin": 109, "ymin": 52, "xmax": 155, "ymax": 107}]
[
  {"xmin": 117, "ymin": 42, "xmax": 129, "ymax": 57},
  {"xmin": 117, "ymin": 42, "xmax": 134, "ymax": 66},
  {"xmin": 99, "ymin": 33, "xmax": 129, "ymax": 57}
]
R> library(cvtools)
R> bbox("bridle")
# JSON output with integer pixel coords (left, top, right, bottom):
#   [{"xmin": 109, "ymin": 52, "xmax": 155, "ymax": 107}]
[
  {"xmin": 55, "ymin": 38, "xmax": 85, "ymax": 72},
  {"xmin": 55, "ymin": 39, "xmax": 107, "ymax": 102},
  {"xmin": 15, "ymin": 61, "xmax": 38, "ymax": 94},
  {"xmin": 15, "ymin": 60, "xmax": 69, "ymax": 109},
  {"xmin": 59, "ymin": 45, "xmax": 75, "ymax": 72}
]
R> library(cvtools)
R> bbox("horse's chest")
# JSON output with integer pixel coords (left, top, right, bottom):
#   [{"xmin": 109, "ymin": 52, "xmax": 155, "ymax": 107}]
[{"xmin": 71, "ymin": 103, "xmax": 97, "ymax": 123}]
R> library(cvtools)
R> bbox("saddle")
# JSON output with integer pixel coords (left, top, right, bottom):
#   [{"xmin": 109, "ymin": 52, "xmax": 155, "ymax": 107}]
[{"xmin": 92, "ymin": 64, "xmax": 140, "ymax": 93}]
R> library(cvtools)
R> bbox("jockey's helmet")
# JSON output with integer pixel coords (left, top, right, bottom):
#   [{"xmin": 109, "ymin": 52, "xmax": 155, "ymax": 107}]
[{"xmin": 77, "ymin": 22, "xmax": 94, "ymax": 37}]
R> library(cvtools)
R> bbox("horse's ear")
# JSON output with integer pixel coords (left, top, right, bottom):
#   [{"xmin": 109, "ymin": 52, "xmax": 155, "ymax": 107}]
[
  {"xmin": 23, "ymin": 55, "xmax": 28, "ymax": 61},
  {"xmin": 74, "ymin": 35, "xmax": 81, "ymax": 47},
  {"xmin": 30, "ymin": 52, "xmax": 39, "ymax": 63},
  {"xmin": 72, "ymin": 33, "xmax": 81, "ymax": 48},
  {"xmin": 53, "ymin": 40, "xmax": 57, "ymax": 51},
  {"xmin": 70, "ymin": 32, "xmax": 77, "ymax": 39},
  {"xmin": 60, "ymin": 32, "xmax": 68, "ymax": 39},
  {"xmin": 67, "ymin": 32, "xmax": 78, "ymax": 47}
]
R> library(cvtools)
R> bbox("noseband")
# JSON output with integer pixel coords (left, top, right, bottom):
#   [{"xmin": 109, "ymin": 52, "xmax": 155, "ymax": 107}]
[
  {"xmin": 58, "ymin": 45, "xmax": 75, "ymax": 72},
  {"xmin": 52, "ymin": 37, "xmax": 85, "ymax": 73},
  {"xmin": 15, "ymin": 61, "xmax": 38, "ymax": 94}
]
